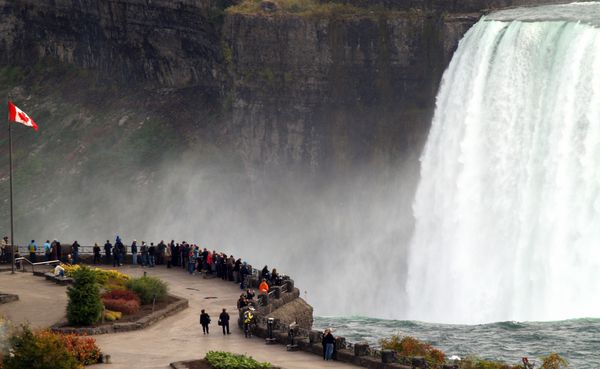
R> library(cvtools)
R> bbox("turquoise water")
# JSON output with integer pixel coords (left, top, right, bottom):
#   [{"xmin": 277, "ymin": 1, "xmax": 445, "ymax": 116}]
[{"xmin": 314, "ymin": 316, "xmax": 600, "ymax": 368}]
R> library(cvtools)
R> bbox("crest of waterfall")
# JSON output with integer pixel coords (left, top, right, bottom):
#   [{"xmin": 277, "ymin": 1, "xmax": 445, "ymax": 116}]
[{"xmin": 407, "ymin": 4, "xmax": 600, "ymax": 324}]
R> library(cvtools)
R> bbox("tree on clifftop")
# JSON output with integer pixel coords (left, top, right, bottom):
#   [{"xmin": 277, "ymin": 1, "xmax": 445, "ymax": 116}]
[{"xmin": 67, "ymin": 266, "xmax": 103, "ymax": 326}]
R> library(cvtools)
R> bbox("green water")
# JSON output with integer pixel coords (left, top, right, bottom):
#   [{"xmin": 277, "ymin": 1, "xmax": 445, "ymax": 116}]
[{"xmin": 315, "ymin": 316, "xmax": 600, "ymax": 367}]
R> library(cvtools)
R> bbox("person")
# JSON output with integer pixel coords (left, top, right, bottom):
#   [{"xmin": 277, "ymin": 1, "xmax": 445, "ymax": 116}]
[
  {"xmin": 522, "ymin": 358, "xmax": 534, "ymax": 369},
  {"xmin": 245, "ymin": 288, "xmax": 255, "ymax": 300},
  {"xmin": 271, "ymin": 268, "xmax": 280, "ymax": 285},
  {"xmin": 55, "ymin": 240, "xmax": 62, "ymax": 262},
  {"xmin": 261, "ymin": 265, "xmax": 270, "ymax": 281},
  {"xmin": 104, "ymin": 240, "xmax": 112, "ymax": 264},
  {"xmin": 1, "ymin": 236, "xmax": 9, "ymax": 263},
  {"xmin": 323, "ymin": 328, "xmax": 335, "ymax": 360},
  {"xmin": 259, "ymin": 278, "xmax": 269, "ymax": 294},
  {"xmin": 148, "ymin": 242, "xmax": 156, "ymax": 267},
  {"xmin": 157, "ymin": 240, "xmax": 166, "ymax": 265},
  {"xmin": 28, "ymin": 240, "xmax": 38, "ymax": 263},
  {"xmin": 165, "ymin": 241, "xmax": 172, "ymax": 268},
  {"xmin": 240, "ymin": 262, "xmax": 249, "ymax": 289},
  {"xmin": 115, "ymin": 237, "xmax": 125, "ymax": 266},
  {"xmin": 233, "ymin": 258, "xmax": 241, "ymax": 283},
  {"xmin": 71, "ymin": 240, "xmax": 80, "ymax": 264},
  {"xmin": 141, "ymin": 241, "xmax": 148, "ymax": 267},
  {"xmin": 237, "ymin": 294, "xmax": 247, "ymax": 309},
  {"xmin": 200, "ymin": 309, "xmax": 211, "ymax": 334},
  {"xmin": 112, "ymin": 242, "xmax": 119, "ymax": 267},
  {"xmin": 131, "ymin": 240, "xmax": 138, "ymax": 266},
  {"xmin": 43, "ymin": 240, "xmax": 51, "ymax": 261},
  {"xmin": 54, "ymin": 264, "xmax": 65, "ymax": 277},
  {"xmin": 93, "ymin": 243, "xmax": 101, "ymax": 264},
  {"xmin": 243, "ymin": 308, "xmax": 255, "ymax": 338},
  {"xmin": 219, "ymin": 308, "xmax": 230, "ymax": 335},
  {"xmin": 188, "ymin": 246, "xmax": 196, "ymax": 274}
]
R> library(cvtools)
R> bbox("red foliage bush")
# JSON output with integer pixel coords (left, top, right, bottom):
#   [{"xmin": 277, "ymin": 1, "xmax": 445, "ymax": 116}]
[
  {"xmin": 102, "ymin": 298, "xmax": 140, "ymax": 315},
  {"xmin": 101, "ymin": 289, "xmax": 140, "ymax": 302}
]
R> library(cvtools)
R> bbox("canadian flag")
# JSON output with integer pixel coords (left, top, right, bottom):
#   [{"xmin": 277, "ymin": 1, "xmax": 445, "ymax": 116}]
[{"xmin": 8, "ymin": 101, "xmax": 38, "ymax": 131}]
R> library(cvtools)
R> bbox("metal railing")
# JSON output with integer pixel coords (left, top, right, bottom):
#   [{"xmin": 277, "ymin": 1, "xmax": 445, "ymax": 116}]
[{"xmin": 14, "ymin": 257, "xmax": 60, "ymax": 273}]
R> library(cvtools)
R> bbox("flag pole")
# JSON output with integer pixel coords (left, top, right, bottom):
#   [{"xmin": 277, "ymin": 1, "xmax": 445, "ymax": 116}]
[{"xmin": 8, "ymin": 101, "xmax": 15, "ymax": 274}]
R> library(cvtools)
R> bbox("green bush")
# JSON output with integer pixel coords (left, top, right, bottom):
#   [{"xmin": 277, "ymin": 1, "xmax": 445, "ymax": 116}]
[
  {"xmin": 2, "ymin": 326, "xmax": 81, "ymax": 369},
  {"xmin": 66, "ymin": 266, "xmax": 103, "ymax": 326},
  {"xmin": 125, "ymin": 275, "xmax": 168, "ymax": 304},
  {"xmin": 205, "ymin": 351, "xmax": 271, "ymax": 369}
]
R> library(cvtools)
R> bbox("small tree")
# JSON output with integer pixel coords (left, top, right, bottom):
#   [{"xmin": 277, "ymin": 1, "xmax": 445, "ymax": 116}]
[{"xmin": 67, "ymin": 265, "xmax": 103, "ymax": 326}]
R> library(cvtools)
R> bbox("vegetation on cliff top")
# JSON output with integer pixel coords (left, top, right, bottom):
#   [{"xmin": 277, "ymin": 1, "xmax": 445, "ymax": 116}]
[{"xmin": 226, "ymin": 0, "xmax": 409, "ymax": 18}]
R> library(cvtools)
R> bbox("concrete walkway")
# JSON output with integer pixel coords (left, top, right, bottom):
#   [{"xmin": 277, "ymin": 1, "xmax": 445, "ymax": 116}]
[{"xmin": 0, "ymin": 266, "xmax": 356, "ymax": 369}]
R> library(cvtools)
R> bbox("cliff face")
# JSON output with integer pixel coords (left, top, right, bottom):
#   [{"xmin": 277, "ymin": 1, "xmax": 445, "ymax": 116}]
[
  {"xmin": 222, "ymin": 11, "xmax": 476, "ymax": 172},
  {"xmin": 0, "ymin": 0, "xmax": 222, "ymax": 88}
]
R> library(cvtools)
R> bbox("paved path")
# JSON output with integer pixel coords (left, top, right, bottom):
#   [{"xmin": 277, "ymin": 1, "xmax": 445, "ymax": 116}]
[{"xmin": 0, "ymin": 266, "xmax": 356, "ymax": 369}]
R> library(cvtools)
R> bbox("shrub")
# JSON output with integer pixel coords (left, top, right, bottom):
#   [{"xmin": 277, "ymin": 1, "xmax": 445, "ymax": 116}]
[
  {"xmin": 125, "ymin": 276, "xmax": 168, "ymax": 304},
  {"xmin": 458, "ymin": 357, "xmax": 519, "ymax": 369},
  {"xmin": 63, "ymin": 265, "xmax": 129, "ymax": 288},
  {"xmin": 380, "ymin": 335, "xmax": 445, "ymax": 367},
  {"xmin": 38, "ymin": 331, "xmax": 101, "ymax": 366},
  {"xmin": 103, "ymin": 310, "xmax": 122, "ymax": 322},
  {"xmin": 205, "ymin": 351, "xmax": 271, "ymax": 369},
  {"xmin": 101, "ymin": 290, "xmax": 140, "ymax": 303},
  {"xmin": 102, "ymin": 298, "xmax": 140, "ymax": 315},
  {"xmin": 67, "ymin": 266, "xmax": 103, "ymax": 326},
  {"xmin": 3, "ymin": 326, "xmax": 81, "ymax": 369},
  {"xmin": 540, "ymin": 353, "xmax": 568, "ymax": 369}
]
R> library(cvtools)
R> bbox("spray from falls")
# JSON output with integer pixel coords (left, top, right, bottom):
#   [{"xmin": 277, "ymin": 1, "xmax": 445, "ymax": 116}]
[{"xmin": 407, "ymin": 5, "xmax": 600, "ymax": 324}]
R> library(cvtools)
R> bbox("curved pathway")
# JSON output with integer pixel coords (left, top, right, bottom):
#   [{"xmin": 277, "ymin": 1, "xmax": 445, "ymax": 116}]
[{"xmin": 0, "ymin": 266, "xmax": 356, "ymax": 369}]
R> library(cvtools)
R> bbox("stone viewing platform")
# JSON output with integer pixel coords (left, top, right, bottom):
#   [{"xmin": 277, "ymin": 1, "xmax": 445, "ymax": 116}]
[
  {"xmin": 0, "ymin": 249, "xmax": 432, "ymax": 369},
  {"xmin": 0, "ymin": 265, "xmax": 355, "ymax": 369}
]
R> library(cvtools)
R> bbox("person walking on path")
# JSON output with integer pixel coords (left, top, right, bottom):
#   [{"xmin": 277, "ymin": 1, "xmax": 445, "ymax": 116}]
[
  {"xmin": 323, "ymin": 328, "xmax": 336, "ymax": 360},
  {"xmin": 219, "ymin": 308, "xmax": 230, "ymax": 335},
  {"xmin": 200, "ymin": 309, "xmax": 211, "ymax": 335}
]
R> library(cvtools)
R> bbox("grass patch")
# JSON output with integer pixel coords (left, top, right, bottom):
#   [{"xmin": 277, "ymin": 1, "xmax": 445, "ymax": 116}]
[{"xmin": 226, "ymin": 0, "xmax": 403, "ymax": 18}]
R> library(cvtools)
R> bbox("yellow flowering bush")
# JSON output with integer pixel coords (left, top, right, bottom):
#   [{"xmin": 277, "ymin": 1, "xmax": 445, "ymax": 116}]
[
  {"xmin": 62, "ymin": 265, "xmax": 129, "ymax": 289},
  {"xmin": 103, "ymin": 310, "xmax": 122, "ymax": 322}
]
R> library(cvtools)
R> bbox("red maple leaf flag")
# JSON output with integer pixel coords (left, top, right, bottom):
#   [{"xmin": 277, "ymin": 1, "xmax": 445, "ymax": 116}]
[{"xmin": 8, "ymin": 101, "xmax": 38, "ymax": 131}]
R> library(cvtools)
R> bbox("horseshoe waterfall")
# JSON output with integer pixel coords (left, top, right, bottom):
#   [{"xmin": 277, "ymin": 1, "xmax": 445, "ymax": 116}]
[{"xmin": 407, "ymin": 5, "xmax": 600, "ymax": 324}]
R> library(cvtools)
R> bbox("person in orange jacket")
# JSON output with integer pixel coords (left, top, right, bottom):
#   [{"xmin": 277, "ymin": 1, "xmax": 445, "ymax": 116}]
[{"xmin": 259, "ymin": 278, "xmax": 269, "ymax": 294}]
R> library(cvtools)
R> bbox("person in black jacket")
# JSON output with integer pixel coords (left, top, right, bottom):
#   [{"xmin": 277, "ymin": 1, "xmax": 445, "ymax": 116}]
[
  {"xmin": 104, "ymin": 240, "xmax": 112, "ymax": 264},
  {"xmin": 219, "ymin": 308, "xmax": 230, "ymax": 335},
  {"xmin": 200, "ymin": 309, "xmax": 211, "ymax": 334},
  {"xmin": 323, "ymin": 328, "xmax": 335, "ymax": 360},
  {"xmin": 93, "ymin": 243, "xmax": 101, "ymax": 265}
]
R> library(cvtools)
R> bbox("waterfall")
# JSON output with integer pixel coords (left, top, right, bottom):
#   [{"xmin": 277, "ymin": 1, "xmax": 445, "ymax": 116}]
[{"xmin": 407, "ymin": 4, "xmax": 600, "ymax": 324}]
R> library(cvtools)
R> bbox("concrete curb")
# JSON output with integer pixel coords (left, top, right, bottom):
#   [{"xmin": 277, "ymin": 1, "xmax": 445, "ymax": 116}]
[{"xmin": 52, "ymin": 294, "xmax": 188, "ymax": 335}]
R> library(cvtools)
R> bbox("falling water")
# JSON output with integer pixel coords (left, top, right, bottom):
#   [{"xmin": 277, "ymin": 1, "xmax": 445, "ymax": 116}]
[{"xmin": 407, "ymin": 2, "xmax": 600, "ymax": 324}]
